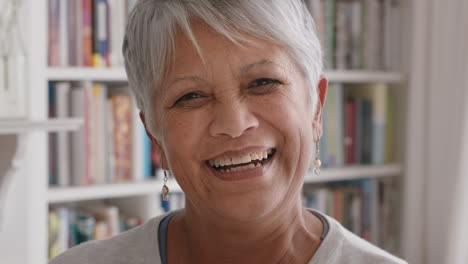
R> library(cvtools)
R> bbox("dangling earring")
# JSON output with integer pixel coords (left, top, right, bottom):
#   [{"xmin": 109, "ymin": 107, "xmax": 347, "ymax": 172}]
[
  {"xmin": 162, "ymin": 170, "xmax": 170, "ymax": 201},
  {"xmin": 313, "ymin": 140, "xmax": 322, "ymax": 175}
]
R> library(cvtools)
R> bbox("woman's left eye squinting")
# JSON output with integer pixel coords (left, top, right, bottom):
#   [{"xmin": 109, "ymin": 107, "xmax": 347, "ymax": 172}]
[
  {"xmin": 248, "ymin": 78, "xmax": 281, "ymax": 91},
  {"xmin": 173, "ymin": 92, "xmax": 205, "ymax": 107}
]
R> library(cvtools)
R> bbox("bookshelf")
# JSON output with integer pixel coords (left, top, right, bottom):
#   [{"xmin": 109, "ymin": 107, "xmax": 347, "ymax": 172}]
[
  {"xmin": 0, "ymin": 0, "xmax": 418, "ymax": 264},
  {"xmin": 46, "ymin": 67, "xmax": 405, "ymax": 83},
  {"xmin": 0, "ymin": 118, "xmax": 83, "ymax": 135},
  {"xmin": 48, "ymin": 179, "xmax": 182, "ymax": 204}
]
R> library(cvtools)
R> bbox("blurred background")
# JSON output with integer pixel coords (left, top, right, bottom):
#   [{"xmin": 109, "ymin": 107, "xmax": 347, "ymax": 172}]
[{"xmin": 0, "ymin": 0, "xmax": 467, "ymax": 263}]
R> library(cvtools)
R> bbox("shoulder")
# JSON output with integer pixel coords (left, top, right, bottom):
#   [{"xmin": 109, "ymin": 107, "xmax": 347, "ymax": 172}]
[
  {"xmin": 49, "ymin": 213, "xmax": 169, "ymax": 264},
  {"xmin": 309, "ymin": 210, "xmax": 408, "ymax": 264}
]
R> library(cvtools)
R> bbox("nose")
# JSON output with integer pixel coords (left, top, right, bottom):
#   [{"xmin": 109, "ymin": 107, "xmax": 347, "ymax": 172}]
[{"xmin": 209, "ymin": 99, "xmax": 259, "ymax": 138}]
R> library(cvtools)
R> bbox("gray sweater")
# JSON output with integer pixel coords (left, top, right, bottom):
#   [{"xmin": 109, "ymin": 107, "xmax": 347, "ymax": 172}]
[{"xmin": 49, "ymin": 209, "xmax": 408, "ymax": 264}]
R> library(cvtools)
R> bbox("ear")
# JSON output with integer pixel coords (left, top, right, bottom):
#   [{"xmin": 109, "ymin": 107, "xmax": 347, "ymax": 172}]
[
  {"xmin": 139, "ymin": 111, "xmax": 170, "ymax": 171},
  {"xmin": 312, "ymin": 77, "xmax": 328, "ymax": 142}
]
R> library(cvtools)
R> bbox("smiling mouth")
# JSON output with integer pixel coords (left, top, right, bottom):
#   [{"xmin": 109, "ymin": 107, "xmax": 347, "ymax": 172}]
[{"xmin": 206, "ymin": 149, "xmax": 276, "ymax": 173}]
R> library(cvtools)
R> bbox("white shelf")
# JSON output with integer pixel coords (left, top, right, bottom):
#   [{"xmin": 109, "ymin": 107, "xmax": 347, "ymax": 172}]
[
  {"xmin": 326, "ymin": 70, "xmax": 405, "ymax": 83},
  {"xmin": 304, "ymin": 163, "xmax": 402, "ymax": 184},
  {"xmin": 47, "ymin": 67, "xmax": 128, "ymax": 82},
  {"xmin": 47, "ymin": 164, "xmax": 400, "ymax": 203},
  {"xmin": 47, "ymin": 179, "xmax": 182, "ymax": 203},
  {"xmin": 47, "ymin": 67, "xmax": 405, "ymax": 84},
  {"xmin": 0, "ymin": 118, "xmax": 83, "ymax": 135}
]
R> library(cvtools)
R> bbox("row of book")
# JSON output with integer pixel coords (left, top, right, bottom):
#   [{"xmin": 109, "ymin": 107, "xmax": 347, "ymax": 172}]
[
  {"xmin": 303, "ymin": 178, "xmax": 399, "ymax": 253},
  {"xmin": 306, "ymin": 0, "xmax": 401, "ymax": 70},
  {"xmin": 47, "ymin": 191, "xmax": 186, "ymax": 260},
  {"xmin": 48, "ymin": 204, "xmax": 143, "ymax": 260},
  {"xmin": 318, "ymin": 83, "xmax": 393, "ymax": 168},
  {"xmin": 48, "ymin": 82, "xmax": 161, "ymax": 186},
  {"xmin": 48, "ymin": 0, "xmax": 137, "ymax": 68}
]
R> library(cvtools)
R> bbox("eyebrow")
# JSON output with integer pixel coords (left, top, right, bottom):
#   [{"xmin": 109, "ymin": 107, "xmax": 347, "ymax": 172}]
[
  {"xmin": 167, "ymin": 59, "xmax": 278, "ymax": 90},
  {"xmin": 240, "ymin": 59, "xmax": 276, "ymax": 73}
]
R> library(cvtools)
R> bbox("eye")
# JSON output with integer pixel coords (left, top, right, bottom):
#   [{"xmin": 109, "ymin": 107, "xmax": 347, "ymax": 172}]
[
  {"xmin": 248, "ymin": 78, "xmax": 281, "ymax": 90},
  {"xmin": 173, "ymin": 92, "xmax": 206, "ymax": 107}
]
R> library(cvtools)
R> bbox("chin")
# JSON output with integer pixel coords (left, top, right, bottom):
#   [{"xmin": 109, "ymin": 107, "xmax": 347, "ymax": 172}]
[{"xmin": 210, "ymin": 190, "xmax": 284, "ymax": 222}]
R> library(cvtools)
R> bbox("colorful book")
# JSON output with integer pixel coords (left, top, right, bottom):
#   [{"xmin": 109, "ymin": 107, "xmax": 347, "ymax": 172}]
[
  {"xmin": 110, "ymin": 95, "xmax": 133, "ymax": 182},
  {"xmin": 82, "ymin": 0, "xmax": 93, "ymax": 66}
]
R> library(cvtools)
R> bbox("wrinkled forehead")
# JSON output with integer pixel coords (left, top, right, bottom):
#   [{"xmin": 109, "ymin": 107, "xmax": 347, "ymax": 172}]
[{"xmin": 159, "ymin": 22, "xmax": 298, "ymax": 89}]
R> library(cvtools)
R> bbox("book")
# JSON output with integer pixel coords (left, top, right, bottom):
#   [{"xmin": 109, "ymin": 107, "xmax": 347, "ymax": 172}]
[
  {"xmin": 54, "ymin": 82, "xmax": 72, "ymax": 186},
  {"xmin": 344, "ymin": 99, "xmax": 356, "ymax": 164},
  {"xmin": 48, "ymin": 0, "xmax": 60, "ymax": 66},
  {"xmin": 110, "ymin": 94, "xmax": 133, "ymax": 182},
  {"xmin": 92, "ymin": 0, "xmax": 109, "ymax": 67},
  {"xmin": 303, "ymin": 179, "xmax": 386, "ymax": 243},
  {"xmin": 324, "ymin": 83, "xmax": 344, "ymax": 167},
  {"xmin": 349, "ymin": 83, "xmax": 389, "ymax": 164},
  {"xmin": 48, "ymin": 83, "xmax": 57, "ymax": 185},
  {"xmin": 82, "ymin": 0, "xmax": 93, "ymax": 66},
  {"xmin": 90, "ymin": 83, "xmax": 108, "ymax": 184},
  {"xmin": 70, "ymin": 85, "xmax": 91, "ymax": 185},
  {"xmin": 324, "ymin": 0, "xmax": 336, "ymax": 69},
  {"xmin": 58, "ymin": 0, "xmax": 68, "ymax": 67},
  {"xmin": 48, "ymin": 211, "xmax": 60, "ymax": 260},
  {"xmin": 361, "ymin": 99, "xmax": 373, "ymax": 164}
]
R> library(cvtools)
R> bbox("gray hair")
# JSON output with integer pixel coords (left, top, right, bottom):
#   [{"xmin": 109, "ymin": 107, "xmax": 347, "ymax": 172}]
[{"xmin": 123, "ymin": 0, "xmax": 324, "ymax": 132}]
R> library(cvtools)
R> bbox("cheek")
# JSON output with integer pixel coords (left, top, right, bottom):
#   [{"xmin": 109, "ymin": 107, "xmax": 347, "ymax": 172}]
[
  {"xmin": 161, "ymin": 110, "xmax": 208, "ymax": 166},
  {"xmin": 257, "ymin": 92, "xmax": 314, "ymax": 161}
]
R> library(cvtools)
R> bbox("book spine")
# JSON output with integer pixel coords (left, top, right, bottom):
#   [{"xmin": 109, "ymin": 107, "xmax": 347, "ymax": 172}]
[
  {"xmin": 75, "ymin": 0, "xmax": 83, "ymax": 66},
  {"xmin": 325, "ymin": 0, "xmax": 336, "ymax": 69},
  {"xmin": 93, "ymin": 0, "xmax": 108, "ymax": 67},
  {"xmin": 344, "ymin": 100, "xmax": 356, "ymax": 164},
  {"xmin": 55, "ymin": 82, "xmax": 72, "ymax": 186},
  {"xmin": 350, "ymin": 1, "xmax": 363, "ymax": 69},
  {"xmin": 57, "ymin": 207, "xmax": 70, "ymax": 253},
  {"xmin": 111, "ymin": 95, "xmax": 133, "ymax": 182},
  {"xmin": 67, "ymin": 0, "xmax": 77, "ymax": 66},
  {"xmin": 325, "ymin": 83, "xmax": 335, "ymax": 166},
  {"xmin": 361, "ymin": 99, "xmax": 373, "ymax": 164},
  {"xmin": 334, "ymin": 84, "xmax": 345, "ymax": 166},
  {"xmin": 58, "ymin": 0, "xmax": 68, "ymax": 66},
  {"xmin": 48, "ymin": 210, "xmax": 60, "ymax": 260},
  {"xmin": 48, "ymin": 83, "xmax": 57, "ymax": 185},
  {"xmin": 335, "ymin": 1, "xmax": 348, "ymax": 70},
  {"xmin": 83, "ymin": 0, "xmax": 93, "ymax": 67},
  {"xmin": 106, "ymin": 99, "xmax": 116, "ymax": 183},
  {"xmin": 132, "ymin": 101, "xmax": 144, "ymax": 181},
  {"xmin": 48, "ymin": 0, "xmax": 60, "ymax": 66},
  {"xmin": 143, "ymin": 128, "xmax": 152, "ymax": 179}
]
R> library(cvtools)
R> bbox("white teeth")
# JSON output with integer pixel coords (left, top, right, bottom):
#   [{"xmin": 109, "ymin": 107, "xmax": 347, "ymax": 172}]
[
  {"xmin": 248, "ymin": 164, "xmax": 255, "ymax": 169},
  {"xmin": 241, "ymin": 155, "xmax": 252, "ymax": 163},
  {"xmin": 250, "ymin": 153, "xmax": 259, "ymax": 160},
  {"xmin": 256, "ymin": 163, "xmax": 261, "ymax": 167},
  {"xmin": 220, "ymin": 169, "xmax": 226, "ymax": 173},
  {"xmin": 209, "ymin": 149, "xmax": 274, "ymax": 169}
]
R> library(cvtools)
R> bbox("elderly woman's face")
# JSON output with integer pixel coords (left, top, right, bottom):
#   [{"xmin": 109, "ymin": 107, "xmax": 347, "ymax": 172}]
[{"xmin": 150, "ymin": 24, "xmax": 323, "ymax": 219}]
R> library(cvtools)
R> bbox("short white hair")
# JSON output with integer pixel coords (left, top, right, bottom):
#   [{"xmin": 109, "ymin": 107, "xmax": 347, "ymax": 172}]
[{"xmin": 123, "ymin": 0, "xmax": 324, "ymax": 130}]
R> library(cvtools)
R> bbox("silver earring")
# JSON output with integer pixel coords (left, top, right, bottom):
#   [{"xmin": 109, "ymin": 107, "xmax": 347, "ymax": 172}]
[
  {"xmin": 162, "ymin": 170, "xmax": 170, "ymax": 201},
  {"xmin": 312, "ymin": 140, "xmax": 322, "ymax": 175}
]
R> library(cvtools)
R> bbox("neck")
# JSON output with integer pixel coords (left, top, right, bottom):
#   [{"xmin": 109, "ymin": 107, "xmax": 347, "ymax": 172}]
[{"xmin": 168, "ymin": 199, "xmax": 323, "ymax": 264}]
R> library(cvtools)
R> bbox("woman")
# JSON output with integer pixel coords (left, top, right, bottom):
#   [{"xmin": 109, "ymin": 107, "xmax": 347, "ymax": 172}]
[{"xmin": 51, "ymin": 0, "xmax": 407, "ymax": 263}]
